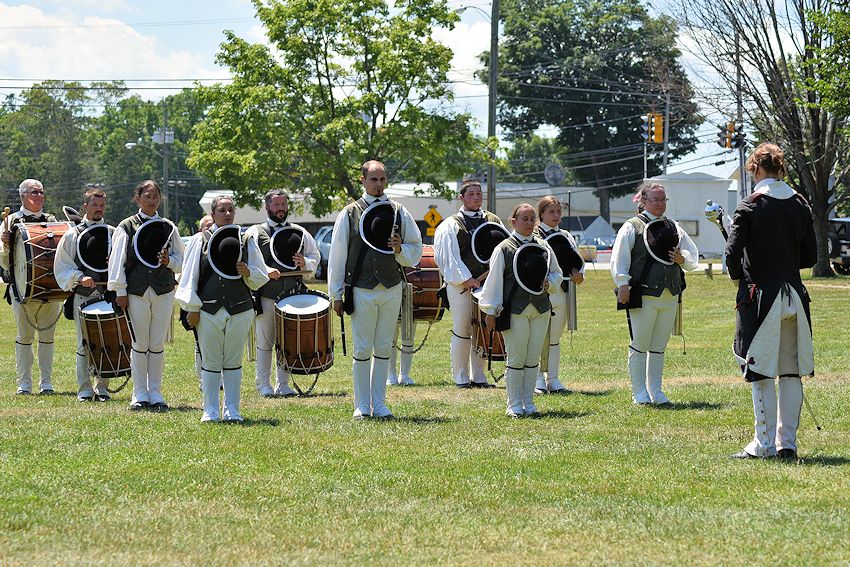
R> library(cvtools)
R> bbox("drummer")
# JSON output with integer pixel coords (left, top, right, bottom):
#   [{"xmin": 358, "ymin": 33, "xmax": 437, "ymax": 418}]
[
  {"xmin": 246, "ymin": 189, "xmax": 319, "ymax": 398},
  {"xmin": 479, "ymin": 203, "xmax": 562, "ymax": 417},
  {"xmin": 433, "ymin": 179, "xmax": 505, "ymax": 389},
  {"xmin": 533, "ymin": 196, "xmax": 585, "ymax": 394},
  {"xmin": 108, "ymin": 180, "xmax": 184, "ymax": 411},
  {"xmin": 54, "ymin": 187, "xmax": 115, "ymax": 402},
  {"xmin": 0, "ymin": 179, "xmax": 63, "ymax": 395},
  {"xmin": 177, "ymin": 195, "xmax": 268, "ymax": 422},
  {"xmin": 329, "ymin": 160, "xmax": 422, "ymax": 419}
]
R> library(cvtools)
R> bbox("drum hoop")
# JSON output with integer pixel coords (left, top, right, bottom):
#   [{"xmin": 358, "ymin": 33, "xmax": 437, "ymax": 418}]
[
  {"xmin": 132, "ymin": 218, "xmax": 174, "ymax": 269},
  {"xmin": 269, "ymin": 226, "xmax": 304, "ymax": 270},
  {"xmin": 76, "ymin": 224, "xmax": 111, "ymax": 274},
  {"xmin": 358, "ymin": 201, "xmax": 396, "ymax": 255},
  {"xmin": 513, "ymin": 242, "xmax": 549, "ymax": 296},
  {"xmin": 11, "ymin": 222, "xmax": 73, "ymax": 302},
  {"xmin": 643, "ymin": 218, "xmax": 679, "ymax": 266},
  {"xmin": 206, "ymin": 224, "xmax": 243, "ymax": 280},
  {"xmin": 275, "ymin": 289, "xmax": 331, "ymax": 316},
  {"xmin": 471, "ymin": 221, "xmax": 509, "ymax": 264}
]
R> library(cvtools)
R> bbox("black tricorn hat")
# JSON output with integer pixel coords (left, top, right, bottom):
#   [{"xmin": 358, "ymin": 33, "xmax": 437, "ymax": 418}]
[
  {"xmin": 471, "ymin": 221, "xmax": 510, "ymax": 264},
  {"xmin": 545, "ymin": 232, "xmax": 584, "ymax": 275},
  {"xmin": 207, "ymin": 224, "xmax": 243, "ymax": 280},
  {"xmin": 270, "ymin": 226, "xmax": 305, "ymax": 270},
  {"xmin": 359, "ymin": 200, "xmax": 398, "ymax": 255},
  {"xmin": 513, "ymin": 242, "xmax": 549, "ymax": 295},
  {"xmin": 76, "ymin": 225, "xmax": 110, "ymax": 273},
  {"xmin": 63, "ymin": 206, "xmax": 83, "ymax": 225},
  {"xmin": 643, "ymin": 218, "xmax": 680, "ymax": 266},
  {"xmin": 133, "ymin": 219, "xmax": 173, "ymax": 269}
]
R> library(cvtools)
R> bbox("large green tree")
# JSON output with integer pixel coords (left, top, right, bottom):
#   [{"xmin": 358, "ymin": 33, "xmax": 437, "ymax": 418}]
[
  {"xmin": 489, "ymin": 0, "xmax": 702, "ymax": 220},
  {"xmin": 677, "ymin": 0, "xmax": 849, "ymax": 276},
  {"xmin": 188, "ymin": 0, "xmax": 480, "ymax": 214}
]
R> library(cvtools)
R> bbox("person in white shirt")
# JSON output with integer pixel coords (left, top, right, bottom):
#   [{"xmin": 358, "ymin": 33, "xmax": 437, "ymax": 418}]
[
  {"xmin": 177, "ymin": 196, "xmax": 269, "ymax": 422},
  {"xmin": 246, "ymin": 189, "xmax": 320, "ymax": 398},
  {"xmin": 108, "ymin": 180, "xmax": 184, "ymax": 411},
  {"xmin": 54, "ymin": 187, "xmax": 115, "ymax": 401},
  {"xmin": 433, "ymin": 180, "xmax": 504, "ymax": 388},
  {"xmin": 0, "ymin": 179, "xmax": 62, "ymax": 395},
  {"xmin": 479, "ymin": 203, "xmax": 562, "ymax": 417},
  {"xmin": 533, "ymin": 196, "xmax": 585, "ymax": 394},
  {"xmin": 610, "ymin": 182, "xmax": 699, "ymax": 406},
  {"xmin": 328, "ymin": 160, "xmax": 422, "ymax": 419}
]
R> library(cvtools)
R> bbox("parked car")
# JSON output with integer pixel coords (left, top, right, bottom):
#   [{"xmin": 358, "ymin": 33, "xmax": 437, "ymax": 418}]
[
  {"xmin": 828, "ymin": 217, "xmax": 850, "ymax": 275},
  {"xmin": 314, "ymin": 225, "xmax": 334, "ymax": 280}
]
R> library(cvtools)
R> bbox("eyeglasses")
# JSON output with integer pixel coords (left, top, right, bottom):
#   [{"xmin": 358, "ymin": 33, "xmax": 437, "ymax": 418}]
[
  {"xmin": 26, "ymin": 190, "xmax": 45, "ymax": 196},
  {"xmin": 643, "ymin": 198, "xmax": 668, "ymax": 203}
]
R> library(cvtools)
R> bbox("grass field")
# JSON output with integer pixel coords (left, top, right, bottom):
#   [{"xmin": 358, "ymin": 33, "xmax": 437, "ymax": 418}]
[{"xmin": 1, "ymin": 268, "xmax": 849, "ymax": 566}]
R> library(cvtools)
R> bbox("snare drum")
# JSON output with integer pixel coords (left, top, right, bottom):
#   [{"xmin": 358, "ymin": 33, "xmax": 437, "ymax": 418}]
[
  {"xmin": 79, "ymin": 299, "xmax": 133, "ymax": 379},
  {"xmin": 275, "ymin": 290, "xmax": 334, "ymax": 375},
  {"xmin": 403, "ymin": 244, "xmax": 444, "ymax": 323},
  {"xmin": 470, "ymin": 290, "xmax": 506, "ymax": 361},
  {"xmin": 10, "ymin": 222, "xmax": 74, "ymax": 303}
]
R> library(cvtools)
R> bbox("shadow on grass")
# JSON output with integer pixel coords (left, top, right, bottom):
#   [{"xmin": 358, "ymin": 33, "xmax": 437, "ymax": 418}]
[
  {"xmin": 648, "ymin": 401, "xmax": 723, "ymax": 411},
  {"xmin": 233, "ymin": 418, "xmax": 281, "ymax": 427},
  {"xmin": 566, "ymin": 389, "xmax": 614, "ymax": 397},
  {"xmin": 797, "ymin": 455, "xmax": 850, "ymax": 467},
  {"xmin": 298, "ymin": 391, "xmax": 349, "ymax": 398},
  {"xmin": 41, "ymin": 391, "xmax": 76, "ymax": 398},
  {"xmin": 384, "ymin": 416, "xmax": 455, "ymax": 425},
  {"xmin": 537, "ymin": 410, "xmax": 590, "ymax": 420}
]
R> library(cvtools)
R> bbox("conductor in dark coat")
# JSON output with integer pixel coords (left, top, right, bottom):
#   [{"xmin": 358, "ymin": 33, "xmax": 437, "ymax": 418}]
[{"xmin": 726, "ymin": 143, "xmax": 817, "ymax": 461}]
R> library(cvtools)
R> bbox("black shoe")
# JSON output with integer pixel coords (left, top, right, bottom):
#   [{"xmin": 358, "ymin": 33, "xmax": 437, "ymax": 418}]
[
  {"xmin": 16, "ymin": 389, "xmax": 31, "ymax": 396},
  {"xmin": 95, "ymin": 394, "xmax": 111, "ymax": 402},
  {"xmin": 39, "ymin": 388, "xmax": 55, "ymax": 395},
  {"xmin": 77, "ymin": 396, "xmax": 94, "ymax": 402},
  {"xmin": 777, "ymin": 448, "xmax": 798, "ymax": 461},
  {"xmin": 129, "ymin": 401, "xmax": 150, "ymax": 411},
  {"xmin": 456, "ymin": 383, "xmax": 472, "ymax": 389},
  {"xmin": 549, "ymin": 388, "xmax": 570, "ymax": 395},
  {"xmin": 150, "ymin": 402, "xmax": 169, "ymax": 412},
  {"xmin": 471, "ymin": 382, "xmax": 495, "ymax": 389},
  {"xmin": 730, "ymin": 450, "xmax": 761, "ymax": 460}
]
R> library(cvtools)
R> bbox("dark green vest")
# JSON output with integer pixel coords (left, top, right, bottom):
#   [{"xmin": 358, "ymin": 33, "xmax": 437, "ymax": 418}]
[
  {"xmin": 627, "ymin": 215, "xmax": 683, "ymax": 297},
  {"xmin": 501, "ymin": 235, "xmax": 551, "ymax": 314},
  {"xmin": 118, "ymin": 214, "xmax": 177, "ymax": 296},
  {"xmin": 254, "ymin": 222, "xmax": 305, "ymax": 300},
  {"xmin": 455, "ymin": 210, "xmax": 502, "ymax": 279},
  {"xmin": 14, "ymin": 210, "xmax": 57, "ymax": 223},
  {"xmin": 198, "ymin": 231, "xmax": 253, "ymax": 315},
  {"xmin": 343, "ymin": 197, "xmax": 403, "ymax": 290}
]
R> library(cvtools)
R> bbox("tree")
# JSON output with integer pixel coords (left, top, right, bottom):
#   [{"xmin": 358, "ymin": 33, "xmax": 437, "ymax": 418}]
[
  {"xmin": 502, "ymin": 135, "xmax": 577, "ymax": 185},
  {"xmin": 188, "ymin": 0, "xmax": 480, "ymax": 214},
  {"xmin": 488, "ymin": 0, "xmax": 702, "ymax": 221},
  {"xmin": 676, "ymin": 0, "xmax": 850, "ymax": 276}
]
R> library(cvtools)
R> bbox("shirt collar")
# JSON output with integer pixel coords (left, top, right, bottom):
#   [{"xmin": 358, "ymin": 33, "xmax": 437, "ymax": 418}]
[
  {"xmin": 362, "ymin": 193, "xmax": 387, "ymax": 205},
  {"xmin": 81, "ymin": 216, "xmax": 104, "ymax": 226},
  {"xmin": 641, "ymin": 211, "xmax": 663, "ymax": 221},
  {"xmin": 461, "ymin": 207, "xmax": 483, "ymax": 218},
  {"xmin": 138, "ymin": 209, "xmax": 160, "ymax": 220},
  {"xmin": 753, "ymin": 178, "xmax": 795, "ymax": 199},
  {"xmin": 267, "ymin": 219, "xmax": 289, "ymax": 230},
  {"xmin": 20, "ymin": 206, "xmax": 43, "ymax": 217},
  {"xmin": 511, "ymin": 230, "xmax": 533, "ymax": 243}
]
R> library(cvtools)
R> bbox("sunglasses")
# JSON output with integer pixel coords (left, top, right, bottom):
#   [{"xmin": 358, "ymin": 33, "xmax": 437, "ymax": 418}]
[{"xmin": 26, "ymin": 190, "xmax": 45, "ymax": 196}]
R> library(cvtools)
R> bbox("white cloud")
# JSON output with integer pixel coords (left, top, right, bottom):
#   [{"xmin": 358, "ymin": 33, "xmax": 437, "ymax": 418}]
[
  {"xmin": 0, "ymin": 4, "xmax": 222, "ymax": 95},
  {"xmin": 433, "ymin": 20, "xmax": 490, "ymax": 133}
]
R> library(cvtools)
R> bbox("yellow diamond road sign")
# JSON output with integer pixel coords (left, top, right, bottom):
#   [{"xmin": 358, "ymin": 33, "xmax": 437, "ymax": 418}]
[{"xmin": 424, "ymin": 207, "xmax": 442, "ymax": 227}]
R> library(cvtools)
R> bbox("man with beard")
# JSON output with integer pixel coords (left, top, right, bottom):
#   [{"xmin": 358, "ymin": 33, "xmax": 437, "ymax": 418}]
[
  {"xmin": 329, "ymin": 160, "xmax": 422, "ymax": 419},
  {"xmin": 246, "ymin": 189, "xmax": 320, "ymax": 398},
  {"xmin": 54, "ymin": 187, "xmax": 115, "ymax": 401},
  {"xmin": 0, "ymin": 179, "xmax": 63, "ymax": 395}
]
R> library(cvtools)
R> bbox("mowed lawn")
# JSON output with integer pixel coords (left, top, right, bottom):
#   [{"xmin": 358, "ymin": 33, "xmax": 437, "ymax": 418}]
[{"xmin": 1, "ymin": 268, "xmax": 848, "ymax": 566}]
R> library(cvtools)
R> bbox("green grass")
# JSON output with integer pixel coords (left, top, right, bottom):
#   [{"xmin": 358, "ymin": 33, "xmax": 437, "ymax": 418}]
[{"xmin": 1, "ymin": 268, "xmax": 849, "ymax": 565}]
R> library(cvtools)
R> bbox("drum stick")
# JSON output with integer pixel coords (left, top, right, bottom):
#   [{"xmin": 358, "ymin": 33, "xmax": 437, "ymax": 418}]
[
  {"xmin": 278, "ymin": 270, "xmax": 313, "ymax": 278},
  {"xmin": 2, "ymin": 206, "xmax": 10, "ymax": 234},
  {"xmin": 460, "ymin": 270, "xmax": 489, "ymax": 295},
  {"xmin": 339, "ymin": 312, "xmax": 347, "ymax": 356}
]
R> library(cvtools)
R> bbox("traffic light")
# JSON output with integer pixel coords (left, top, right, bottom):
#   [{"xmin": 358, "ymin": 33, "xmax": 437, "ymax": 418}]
[
  {"xmin": 716, "ymin": 123, "xmax": 732, "ymax": 148},
  {"xmin": 730, "ymin": 124, "xmax": 746, "ymax": 149},
  {"xmin": 640, "ymin": 115, "xmax": 651, "ymax": 142},
  {"xmin": 652, "ymin": 113, "xmax": 664, "ymax": 144}
]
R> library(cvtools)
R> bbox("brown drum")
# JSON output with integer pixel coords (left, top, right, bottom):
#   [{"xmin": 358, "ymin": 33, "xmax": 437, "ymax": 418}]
[
  {"xmin": 275, "ymin": 290, "xmax": 334, "ymax": 375},
  {"xmin": 11, "ymin": 222, "xmax": 74, "ymax": 303},
  {"xmin": 403, "ymin": 244, "xmax": 445, "ymax": 322},
  {"xmin": 470, "ymin": 291, "xmax": 506, "ymax": 362},
  {"xmin": 80, "ymin": 299, "xmax": 132, "ymax": 379}
]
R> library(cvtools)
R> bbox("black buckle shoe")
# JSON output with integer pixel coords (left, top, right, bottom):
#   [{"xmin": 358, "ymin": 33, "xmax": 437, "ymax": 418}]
[{"xmin": 777, "ymin": 448, "xmax": 798, "ymax": 461}]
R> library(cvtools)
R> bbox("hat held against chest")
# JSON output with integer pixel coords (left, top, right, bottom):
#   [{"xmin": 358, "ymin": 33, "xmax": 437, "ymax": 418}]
[
  {"xmin": 270, "ymin": 225, "xmax": 305, "ymax": 270},
  {"xmin": 513, "ymin": 242, "xmax": 550, "ymax": 295},
  {"xmin": 643, "ymin": 218, "xmax": 680, "ymax": 266},
  {"xmin": 359, "ymin": 200, "xmax": 398, "ymax": 255},
  {"xmin": 77, "ymin": 225, "xmax": 110, "ymax": 273},
  {"xmin": 133, "ymin": 219, "xmax": 173, "ymax": 269},
  {"xmin": 207, "ymin": 224, "xmax": 243, "ymax": 280},
  {"xmin": 471, "ymin": 221, "xmax": 510, "ymax": 264}
]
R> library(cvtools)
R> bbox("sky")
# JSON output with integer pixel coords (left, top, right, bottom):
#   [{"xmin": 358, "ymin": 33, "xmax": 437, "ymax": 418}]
[{"xmin": 0, "ymin": 0, "xmax": 736, "ymax": 178}]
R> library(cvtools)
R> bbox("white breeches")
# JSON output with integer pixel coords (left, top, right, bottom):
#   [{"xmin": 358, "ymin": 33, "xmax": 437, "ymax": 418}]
[
  {"xmin": 13, "ymin": 296, "xmax": 62, "ymax": 389},
  {"xmin": 503, "ymin": 304, "xmax": 550, "ymax": 415},
  {"xmin": 127, "ymin": 288, "xmax": 175, "ymax": 405},
  {"xmin": 626, "ymin": 289, "xmax": 678, "ymax": 404},
  {"xmin": 447, "ymin": 283, "xmax": 486, "ymax": 384},
  {"xmin": 197, "ymin": 307, "xmax": 254, "ymax": 372}
]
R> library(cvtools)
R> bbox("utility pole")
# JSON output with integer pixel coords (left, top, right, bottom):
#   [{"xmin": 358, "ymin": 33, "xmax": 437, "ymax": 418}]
[
  {"xmin": 161, "ymin": 108, "xmax": 170, "ymax": 220},
  {"xmin": 486, "ymin": 0, "xmax": 500, "ymax": 214},
  {"xmin": 662, "ymin": 93, "xmax": 670, "ymax": 174},
  {"xmin": 735, "ymin": 31, "xmax": 747, "ymax": 202}
]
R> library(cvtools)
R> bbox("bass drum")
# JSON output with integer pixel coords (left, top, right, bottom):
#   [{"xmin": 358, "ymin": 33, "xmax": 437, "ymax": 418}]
[
  {"xmin": 275, "ymin": 290, "xmax": 334, "ymax": 375},
  {"xmin": 403, "ymin": 244, "xmax": 444, "ymax": 323},
  {"xmin": 11, "ymin": 222, "xmax": 74, "ymax": 303}
]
